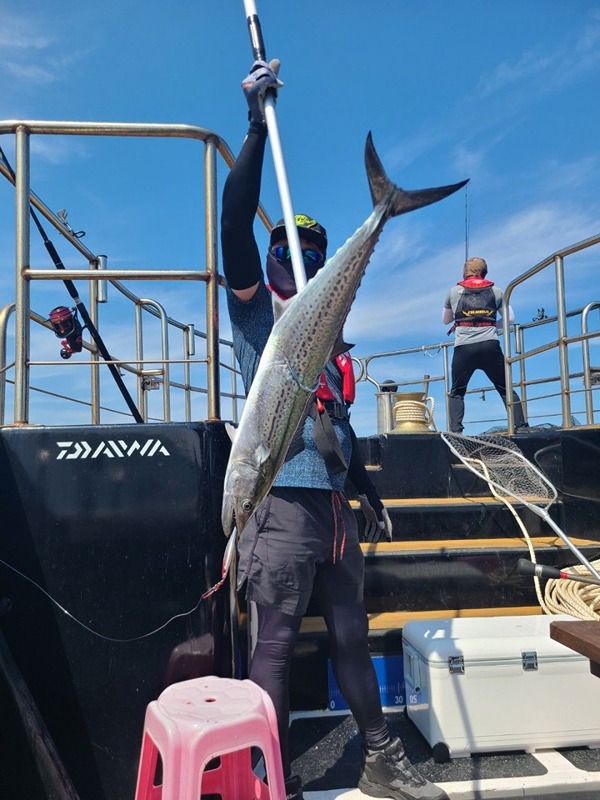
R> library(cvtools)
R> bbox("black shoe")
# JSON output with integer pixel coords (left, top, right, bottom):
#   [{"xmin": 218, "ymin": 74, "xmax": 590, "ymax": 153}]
[
  {"xmin": 285, "ymin": 773, "xmax": 303, "ymax": 800},
  {"xmin": 358, "ymin": 737, "xmax": 449, "ymax": 800}
]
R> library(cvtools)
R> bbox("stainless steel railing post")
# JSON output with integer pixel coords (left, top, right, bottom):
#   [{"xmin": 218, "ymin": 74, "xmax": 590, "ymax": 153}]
[
  {"xmin": 14, "ymin": 127, "xmax": 31, "ymax": 424},
  {"xmin": 554, "ymin": 254, "xmax": 571, "ymax": 427},
  {"xmin": 204, "ymin": 136, "xmax": 220, "ymax": 421}
]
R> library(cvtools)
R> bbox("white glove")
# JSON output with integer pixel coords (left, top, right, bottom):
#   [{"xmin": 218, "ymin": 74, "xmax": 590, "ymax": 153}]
[
  {"xmin": 357, "ymin": 494, "xmax": 393, "ymax": 543},
  {"xmin": 242, "ymin": 59, "xmax": 283, "ymax": 123}
]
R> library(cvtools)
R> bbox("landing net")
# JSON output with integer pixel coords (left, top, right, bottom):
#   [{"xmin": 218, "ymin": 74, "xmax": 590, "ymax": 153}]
[
  {"xmin": 440, "ymin": 432, "xmax": 556, "ymax": 510},
  {"xmin": 440, "ymin": 431, "xmax": 600, "ymax": 589}
]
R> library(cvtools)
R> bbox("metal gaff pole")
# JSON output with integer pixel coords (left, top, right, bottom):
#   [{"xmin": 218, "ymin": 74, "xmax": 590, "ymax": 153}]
[{"xmin": 243, "ymin": 0, "xmax": 307, "ymax": 292}]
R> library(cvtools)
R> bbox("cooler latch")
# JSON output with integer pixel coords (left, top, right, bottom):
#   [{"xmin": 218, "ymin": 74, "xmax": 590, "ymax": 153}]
[
  {"xmin": 448, "ymin": 655, "xmax": 465, "ymax": 675},
  {"xmin": 522, "ymin": 651, "xmax": 538, "ymax": 671}
]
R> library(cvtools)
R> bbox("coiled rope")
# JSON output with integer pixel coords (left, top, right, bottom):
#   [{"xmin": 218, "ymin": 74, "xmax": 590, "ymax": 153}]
[
  {"xmin": 393, "ymin": 396, "xmax": 436, "ymax": 430},
  {"xmin": 544, "ymin": 562, "xmax": 600, "ymax": 620}
]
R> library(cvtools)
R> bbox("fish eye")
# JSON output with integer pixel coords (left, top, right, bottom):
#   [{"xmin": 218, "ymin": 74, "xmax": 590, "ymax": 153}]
[{"xmin": 241, "ymin": 499, "xmax": 253, "ymax": 512}]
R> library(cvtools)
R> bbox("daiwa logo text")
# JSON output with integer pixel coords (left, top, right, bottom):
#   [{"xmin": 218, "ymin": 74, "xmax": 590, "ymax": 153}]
[{"xmin": 56, "ymin": 439, "xmax": 171, "ymax": 460}]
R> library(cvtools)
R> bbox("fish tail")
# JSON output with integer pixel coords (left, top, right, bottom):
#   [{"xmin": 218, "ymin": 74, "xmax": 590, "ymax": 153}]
[{"xmin": 365, "ymin": 131, "xmax": 468, "ymax": 218}]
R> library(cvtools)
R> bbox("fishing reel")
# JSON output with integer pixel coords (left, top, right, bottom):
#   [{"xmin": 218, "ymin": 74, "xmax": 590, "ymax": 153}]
[{"xmin": 48, "ymin": 306, "xmax": 84, "ymax": 359}]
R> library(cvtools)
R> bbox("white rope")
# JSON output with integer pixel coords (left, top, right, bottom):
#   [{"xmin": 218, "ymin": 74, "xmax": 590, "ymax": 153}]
[
  {"xmin": 466, "ymin": 457, "xmax": 549, "ymax": 613},
  {"xmin": 393, "ymin": 397, "xmax": 436, "ymax": 430},
  {"xmin": 544, "ymin": 561, "xmax": 600, "ymax": 620}
]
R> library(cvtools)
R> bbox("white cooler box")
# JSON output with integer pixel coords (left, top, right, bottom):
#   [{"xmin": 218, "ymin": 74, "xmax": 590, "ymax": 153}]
[{"xmin": 403, "ymin": 614, "xmax": 600, "ymax": 761}]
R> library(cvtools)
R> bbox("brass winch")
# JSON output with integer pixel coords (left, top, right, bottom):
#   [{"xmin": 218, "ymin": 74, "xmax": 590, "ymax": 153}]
[
  {"xmin": 391, "ymin": 392, "xmax": 436, "ymax": 433},
  {"xmin": 376, "ymin": 383, "xmax": 436, "ymax": 434}
]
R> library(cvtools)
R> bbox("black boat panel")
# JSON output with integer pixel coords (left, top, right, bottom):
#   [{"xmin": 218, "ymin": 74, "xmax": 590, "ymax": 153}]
[
  {"xmin": 2, "ymin": 423, "xmax": 600, "ymax": 796},
  {"xmin": 0, "ymin": 421, "xmax": 232, "ymax": 800}
]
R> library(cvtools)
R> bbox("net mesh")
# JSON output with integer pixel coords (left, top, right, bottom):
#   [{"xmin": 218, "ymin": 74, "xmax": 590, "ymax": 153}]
[
  {"xmin": 440, "ymin": 432, "xmax": 557, "ymax": 510},
  {"xmin": 441, "ymin": 431, "xmax": 600, "ymax": 610}
]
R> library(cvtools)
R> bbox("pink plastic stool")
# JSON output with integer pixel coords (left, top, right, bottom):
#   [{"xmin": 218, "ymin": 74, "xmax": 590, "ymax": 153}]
[{"xmin": 134, "ymin": 676, "xmax": 286, "ymax": 800}]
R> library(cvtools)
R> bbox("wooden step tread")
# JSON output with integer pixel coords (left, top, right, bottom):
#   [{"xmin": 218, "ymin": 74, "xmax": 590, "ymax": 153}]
[
  {"xmin": 350, "ymin": 496, "xmax": 553, "ymax": 508},
  {"xmin": 360, "ymin": 535, "xmax": 599, "ymax": 554},
  {"xmin": 300, "ymin": 606, "xmax": 543, "ymax": 634}
]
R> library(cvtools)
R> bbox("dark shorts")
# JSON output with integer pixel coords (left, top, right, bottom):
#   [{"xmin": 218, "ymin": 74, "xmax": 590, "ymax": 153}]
[{"xmin": 236, "ymin": 486, "xmax": 364, "ymax": 616}]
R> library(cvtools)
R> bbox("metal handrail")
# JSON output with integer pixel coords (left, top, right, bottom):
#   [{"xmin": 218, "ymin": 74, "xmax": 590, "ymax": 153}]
[
  {"xmin": 0, "ymin": 118, "xmax": 267, "ymax": 426},
  {"xmin": 502, "ymin": 232, "xmax": 600, "ymax": 431},
  {"xmin": 582, "ymin": 302, "xmax": 600, "ymax": 424},
  {"xmin": 2, "ymin": 120, "xmax": 599, "ymax": 434}
]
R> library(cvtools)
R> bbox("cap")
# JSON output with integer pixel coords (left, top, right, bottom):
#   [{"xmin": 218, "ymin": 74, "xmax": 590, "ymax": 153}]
[{"xmin": 269, "ymin": 213, "xmax": 327, "ymax": 256}]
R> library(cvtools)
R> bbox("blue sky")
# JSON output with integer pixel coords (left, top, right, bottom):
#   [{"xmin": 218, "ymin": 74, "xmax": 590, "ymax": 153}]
[{"xmin": 1, "ymin": 1, "xmax": 599, "ymax": 435}]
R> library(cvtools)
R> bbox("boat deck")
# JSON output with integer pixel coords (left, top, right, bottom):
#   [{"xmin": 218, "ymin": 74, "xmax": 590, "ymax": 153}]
[{"xmin": 292, "ymin": 710, "xmax": 600, "ymax": 799}]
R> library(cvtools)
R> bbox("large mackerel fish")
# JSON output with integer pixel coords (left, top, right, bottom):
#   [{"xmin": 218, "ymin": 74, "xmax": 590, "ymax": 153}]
[{"xmin": 220, "ymin": 132, "xmax": 467, "ymax": 559}]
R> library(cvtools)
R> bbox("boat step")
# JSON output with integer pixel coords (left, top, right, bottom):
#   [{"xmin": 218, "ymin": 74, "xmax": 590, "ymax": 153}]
[
  {"xmin": 350, "ymin": 496, "xmax": 568, "ymax": 540},
  {"xmin": 351, "ymin": 496, "xmax": 555, "ymax": 508},
  {"xmin": 285, "ymin": 535, "xmax": 600, "ymax": 617},
  {"xmin": 359, "ymin": 534, "xmax": 597, "ymax": 554},
  {"xmin": 356, "ymin": 535, "xmax": 599, "ymax": 614},
  {"xmin": 299, "ymin": 605, "xmax": 544, "ymax": 635}
]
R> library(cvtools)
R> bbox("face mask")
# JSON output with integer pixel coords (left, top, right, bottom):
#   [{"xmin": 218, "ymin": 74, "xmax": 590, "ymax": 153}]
[{"xmin": 265, "ymin": 250, "xmax": 324, "ymax": 299}]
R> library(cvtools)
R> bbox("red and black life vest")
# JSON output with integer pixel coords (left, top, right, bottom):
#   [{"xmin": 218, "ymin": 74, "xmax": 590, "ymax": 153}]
[
  {"xmin": 454, "ymin": 277, "xmax": 497, "ymax": 327},
  {"xmin": 285, "ymin": 353, "xmax": 355, "ymax": 474},
  {"xmin": 316, "ymin": 352, "xmax": 356, "ymax": 405},
  {"xmin": 310, "ymin": 354, "xmax": 354, "ymax": 474}
]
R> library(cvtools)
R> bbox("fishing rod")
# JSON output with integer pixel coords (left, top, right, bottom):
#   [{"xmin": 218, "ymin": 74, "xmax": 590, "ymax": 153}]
[
  {"xmin": 0, "ymin": 599, "xmax": 81, "ymax": 800},
  {"xmin": 0, "ymin": 147, "xmax": 144, "ymax": 423},
  {"xmin": 517, "ymin": 558, "xmax": 600, "ymax": 588},
  {"xmin": 242, "ymin": 0, "xmax": 307, "ymax": 292}
]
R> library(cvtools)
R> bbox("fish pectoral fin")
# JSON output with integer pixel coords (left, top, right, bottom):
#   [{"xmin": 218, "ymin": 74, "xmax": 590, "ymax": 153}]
[
  {"xmin": 224, "ymin": 522, "xmax": 237, "ymax": 544},
  {"xmin": 225, "ymin": 422, "xmax": 238, "ymax": 442},
  {"xmin": 253, "ymin": 443, "xmax": 271, "ymax": 467}
]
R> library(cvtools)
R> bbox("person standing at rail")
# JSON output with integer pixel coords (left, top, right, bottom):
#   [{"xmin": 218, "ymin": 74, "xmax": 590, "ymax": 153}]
[{"xmin": 443, "ymin": 256, "xmax": 528, "ymax": 433}]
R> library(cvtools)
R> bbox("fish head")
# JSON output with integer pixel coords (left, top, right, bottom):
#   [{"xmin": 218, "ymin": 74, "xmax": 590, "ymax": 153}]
[{"xmin": 221, "ymin": 443, "xmax": 271, "ymax": 536}]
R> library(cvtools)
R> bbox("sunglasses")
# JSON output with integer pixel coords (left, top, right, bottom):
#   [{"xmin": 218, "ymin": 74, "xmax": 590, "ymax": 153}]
[{"xmin": 270, "ymin": 245, "xmax": 324, "ymax": 268}]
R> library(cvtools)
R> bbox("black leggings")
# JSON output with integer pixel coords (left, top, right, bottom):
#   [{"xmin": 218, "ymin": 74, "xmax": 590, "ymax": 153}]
[
  {"xmin": 449, "ymin": 339, "xmax": 526, "ymax": 432},
  {"xmin": 249, "ymin": 601, "xmax": 388, "ymax": 777}
]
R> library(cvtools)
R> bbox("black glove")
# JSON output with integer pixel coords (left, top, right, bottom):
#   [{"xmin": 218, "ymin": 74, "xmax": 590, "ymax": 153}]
[
  {"xmin": 357, "ymin": 494, "xmax": 393, "ymax": 543},
  {"xmin": 241, "ymin": 59, "xmax": 283, "ymax": 124}
]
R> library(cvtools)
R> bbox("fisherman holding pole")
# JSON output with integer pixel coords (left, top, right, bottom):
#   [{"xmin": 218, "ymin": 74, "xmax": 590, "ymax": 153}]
[{"xmin": 220, "ymin": 20, "xmax": 449, "ymax": 799}]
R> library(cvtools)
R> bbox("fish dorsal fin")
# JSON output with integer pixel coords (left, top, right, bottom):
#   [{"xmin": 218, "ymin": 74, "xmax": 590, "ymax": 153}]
[
  {"xmin": 272, "ymin": 292, "xmax": 296, "ymax": 323},
  {"xmin": 331, "ymin": 334, "xmax": 355, "ymax": 359},
  {"xmin": 225, "ymin": 422, "xmax": 237, "ymax": 442}
]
